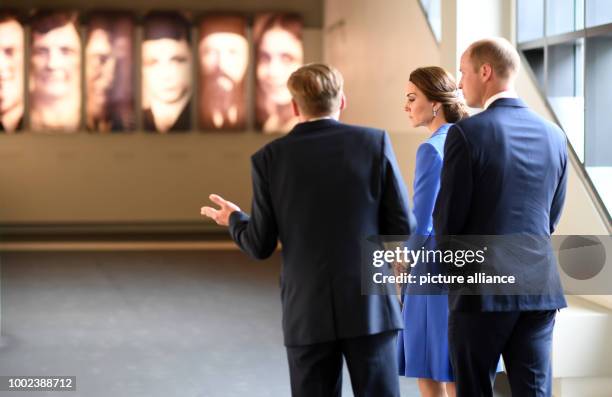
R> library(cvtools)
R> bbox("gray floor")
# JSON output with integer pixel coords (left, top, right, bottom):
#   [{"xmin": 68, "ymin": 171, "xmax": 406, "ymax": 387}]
[{"xmin": 0, "ymin": 251, "xmax": 424, "ymax": 397}]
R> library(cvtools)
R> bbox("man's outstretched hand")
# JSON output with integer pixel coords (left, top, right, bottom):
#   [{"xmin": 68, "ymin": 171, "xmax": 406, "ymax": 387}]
[{"xmin": 200, "ymin": 194, "xmax": 241, "ymax": 226}]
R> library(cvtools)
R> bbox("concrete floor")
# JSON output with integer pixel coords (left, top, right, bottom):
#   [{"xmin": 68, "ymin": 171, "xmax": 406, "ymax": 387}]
[
  {"xmin": 0, "ymin": 250, "xmax": 511, "ymax": 397},
  {"xmin": 0, "ymin": 250, "xmax": 422, "ymax": 397}
]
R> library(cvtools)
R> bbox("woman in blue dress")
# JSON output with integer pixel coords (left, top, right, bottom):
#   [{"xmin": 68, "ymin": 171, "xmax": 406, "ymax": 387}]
[{"xmin": 397, "ymin": 66, "xmax": 468, "ymax": 397}]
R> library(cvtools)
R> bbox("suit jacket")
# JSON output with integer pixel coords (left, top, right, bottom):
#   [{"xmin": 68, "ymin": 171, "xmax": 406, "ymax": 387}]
[
  {"xmin": 229, "ymin": 118, "xmax": 415, "ymax": 346},
  {"xmin": 433, "ymin": 98, "xmax": 568, "ymax": 312}
]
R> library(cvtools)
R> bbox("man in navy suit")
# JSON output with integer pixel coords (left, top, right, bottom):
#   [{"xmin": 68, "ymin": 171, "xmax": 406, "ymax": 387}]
[
  {"xmin": 202, "ymin": 63, "xmax": 415, "ymax": 397},
  {"xmin": 433, "ymin": 38, "xmax": 568, "ymax": 397}
]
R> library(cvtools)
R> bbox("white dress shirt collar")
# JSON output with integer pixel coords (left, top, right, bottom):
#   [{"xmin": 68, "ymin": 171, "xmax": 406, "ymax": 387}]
[
  {"xmin": 306, "ymin": 116, "xmax": 333, "ymax": 122},
  {"xmin": 484, "ymin": 90, "xmax": 518, "ymax": 110}
]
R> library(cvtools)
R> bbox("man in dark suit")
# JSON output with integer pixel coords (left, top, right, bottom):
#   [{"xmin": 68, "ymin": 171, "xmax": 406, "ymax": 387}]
[
  {"xmin": 202, "ymin": 63, "xmax": 415, "ymax": 397},
  {"xmin": 434, "ymin": 38, "xmax": 568, "ymax": 397}
]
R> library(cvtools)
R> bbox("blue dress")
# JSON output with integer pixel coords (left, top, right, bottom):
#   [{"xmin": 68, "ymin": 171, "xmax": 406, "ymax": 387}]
[
  {"xmin": 397, "ymin": 123, "xmax": 454, "ymax": 382},
  {"xmin": 397, "ymin": 123, "xmax": 503, "ymax": 381}
]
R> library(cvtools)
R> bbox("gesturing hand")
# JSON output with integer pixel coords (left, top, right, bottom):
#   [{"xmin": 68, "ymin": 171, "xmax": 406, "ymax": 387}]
[{"xmin": 200, "ymin": 194, "xmax": 241, "ymax": 227}]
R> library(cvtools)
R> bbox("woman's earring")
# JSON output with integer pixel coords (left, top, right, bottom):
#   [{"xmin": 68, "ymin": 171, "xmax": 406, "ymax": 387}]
[{"xmin": 432, "ymin": 107, "xmax": 438, "ymax": 117}]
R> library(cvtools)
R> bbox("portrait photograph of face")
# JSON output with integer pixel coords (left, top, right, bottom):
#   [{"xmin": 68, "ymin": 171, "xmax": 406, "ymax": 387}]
[
  {"xmin": 29, "ymin": 10, "xmax": 81, "ymax": 132},
  {"xmin": 142, "ymin": 11, "xmax": 192, "ymax": 133},
  {"xmin": 0, "ymin": 12, "xmax": 24, "ymax": 133},
  {"xmin": 254, "ymin": 13, "xmax": 304, "ymax": 134},
  {"xmin": 198, "ymin": 15, "xmax": 248, "ymax": 131},
  {"xmin": 86, "ymin": 12, "xmax": 134, "ymax": 132}
]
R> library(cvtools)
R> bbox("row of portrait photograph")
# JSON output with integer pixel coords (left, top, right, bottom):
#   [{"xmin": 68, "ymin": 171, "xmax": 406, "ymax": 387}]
[{"xmin": 0, "ymin": 10, "xmax": 304, "ymax": 134}]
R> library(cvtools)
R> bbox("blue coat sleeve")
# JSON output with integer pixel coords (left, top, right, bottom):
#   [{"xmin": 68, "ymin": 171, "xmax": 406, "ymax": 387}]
[
  {"xmin": 412, "ymin": 142, "xmax": 443, "ymax": 236},
  {"xmin": 228, "ymin": 150, "xmax": 279, "ymax": 260},
  {"xmin": 433, "ymin": 124, "xmax": 473, "ymax": 236}
]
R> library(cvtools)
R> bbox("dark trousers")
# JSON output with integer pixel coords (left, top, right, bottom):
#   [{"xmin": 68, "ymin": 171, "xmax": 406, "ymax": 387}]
[
  {"xmin": 285, "ymin": 330, "xmax": 400, "ymax": 397},
  {"xmin": 448, "ymin": 310, "xmax": 556, "ymax": 397}
]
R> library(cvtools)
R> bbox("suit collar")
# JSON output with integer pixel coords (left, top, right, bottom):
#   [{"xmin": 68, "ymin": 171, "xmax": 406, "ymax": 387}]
[
  {"xmin": 487, "ymin": 97, "xmax": 528, "ymax": 109},
  {"xmin": 289, "ymin": 118, "xmax": 341, "ymax": 135},
  {"xmin": 484, "ymin": 90, "xmax": 517, "ymax": 109}
]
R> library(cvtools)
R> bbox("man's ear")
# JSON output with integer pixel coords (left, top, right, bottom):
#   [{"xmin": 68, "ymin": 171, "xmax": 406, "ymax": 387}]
[
  {"xmin": 291, "ymin": 99, "xmax": 300, "ymax": 117},
  {"xmin": 339, "ymin": 94, "xmax": 346, "ymax": 111},
  {"xmin": 481, "ymin": 63, "xmax": 493, "ymax": 82}
]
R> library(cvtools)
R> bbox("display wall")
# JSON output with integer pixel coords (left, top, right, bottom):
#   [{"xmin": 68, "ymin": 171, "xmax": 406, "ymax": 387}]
[
  {"xmin": 2, "ymin": 9, "xmax": 304, "ymax": 134},
  {"xmin": 0, "ymin": 0, "xmax": 322, "ymax": 234}
]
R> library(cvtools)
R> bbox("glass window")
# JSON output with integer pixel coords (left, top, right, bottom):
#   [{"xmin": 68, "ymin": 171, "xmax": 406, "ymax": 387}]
[
  {"xmin": 547, "ymin": 40, "xmax": 585, "ymax": 162},
  {"xmin": 576, "ymin": 0, "xmax": 585, "ymax": 30},
  {"xmin": 546, "ymin": 0, "xmax": 577, "ymax": 35},
  {"xmin": 586, "ymin": 0, "xmax": 612, "ymax": 27},
  {"xmin": 517, "ymin": 0, "xmax": 612, "ymax": 226},
  {"xmin": 419, "ymin": 0, "xmax": 441, "ymax": 42},
  {"xmin": 518, "ymin": 0, "xmax": 544, "ymax": 42},
  {"xmin": 585, "ymin": 36, "xmax": 611, "ymax": 167},
  {"xmin": 585, "ymin": 35, "xmax": 612, "ymax": 214},
  {"xmin": 523, "ymin": 48, "xmax": 545, "ymax": 88}
]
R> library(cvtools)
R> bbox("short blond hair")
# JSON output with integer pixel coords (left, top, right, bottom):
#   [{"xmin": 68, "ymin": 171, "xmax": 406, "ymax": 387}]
[
  {"xmin": 467, "ymin": 37, "xmax": 520, "ymax": 80},
  {"xmin": 287, "ymin": 63, "xmax": 344, "ymax": 117}
]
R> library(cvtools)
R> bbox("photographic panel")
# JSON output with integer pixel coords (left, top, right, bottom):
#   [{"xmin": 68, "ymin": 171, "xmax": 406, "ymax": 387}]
[
  {"xmin": 85, "ymin": 12, "xmax": 135, "ymax": 132},
  {"xmin": 253, "ymin": 13, "xmax": 304, "ymax": 134},
  {"xmin": 198, "ymin": 15, "xmax": 248, "ymax": 131},
  {"xmin": 142, "ymin": 11, "xmax": 193, "ymax": 133},
  {"xmin": 29, "ymin": 10, "xmax": 82, "ymax": 132}
]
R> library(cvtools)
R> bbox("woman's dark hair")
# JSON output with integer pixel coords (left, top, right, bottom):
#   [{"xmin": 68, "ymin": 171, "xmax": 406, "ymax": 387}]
[{"xmin": 409, "ymin": 66, "xmax": 468, "ymax": 123}]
